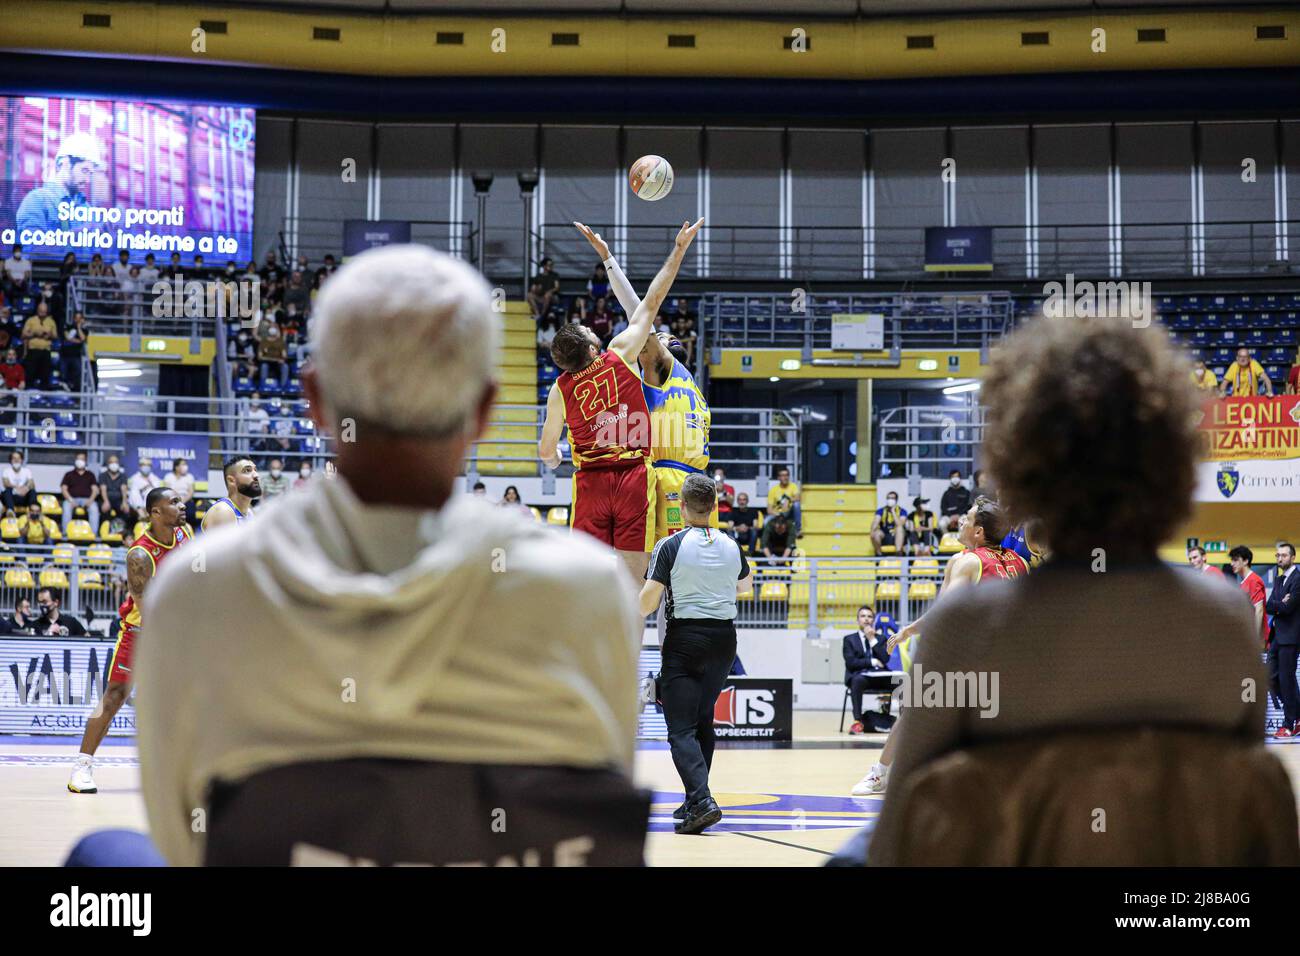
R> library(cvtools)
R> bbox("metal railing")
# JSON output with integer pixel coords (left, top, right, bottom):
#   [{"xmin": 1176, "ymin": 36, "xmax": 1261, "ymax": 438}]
[
  {"xmin": 280, "ymin": 218, "xmax": 474, "ymax": 274},
  {"xmin": 703, "ymin": 291, "xmax": 1013, "ymax": 354},
  {"xmin": 736, "ymin": 554, "xmax": 952, "ymax": 635},
  {"xmin": 0, "ymin": 542, "xmax": 125, "ymax": 629},
  {"xmin": 464, "ymin": 405, "xmax": 802, "ymax": 481},
  {"xmin": 877, "ymin": 405, "xmax": 989, "ymax": 478}
]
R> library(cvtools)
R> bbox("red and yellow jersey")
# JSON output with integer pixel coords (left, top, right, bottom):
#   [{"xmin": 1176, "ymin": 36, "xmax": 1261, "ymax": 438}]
[
  {"xmin": 556, "ymin": 351, "xmax": 652, "ymax": 470},
  {"xmin": 968, "ymin": 545, "xmax": 1029, "ymax": 583},
  {"xmin": 118, "ymin": 526, "xmax": 191, "ymax": 630}
]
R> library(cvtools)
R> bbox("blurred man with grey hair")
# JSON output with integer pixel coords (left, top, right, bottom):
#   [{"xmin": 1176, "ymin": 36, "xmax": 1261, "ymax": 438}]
[{"xmin": 137, "ymin": 245, "xmax": 648, "ymax": 866}]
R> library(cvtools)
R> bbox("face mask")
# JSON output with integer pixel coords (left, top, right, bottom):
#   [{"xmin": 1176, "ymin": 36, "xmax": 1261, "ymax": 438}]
[
  {"xmin": 300, "ymin": 468, "xmax": 311, "ymax": 479},
  {"xmin": 950, "ymin": 477, "xmax": 961, "ymax": 486},
  {"xmin": 75, "ymin": 459, "xmax": 86, "ymax": 469},
  {"xmin": 178, "ymin": 466, "xmax": 188, "ymax": 476},
  {"xmin": 887, "ymin": 499, "xmax": 898, "ymax": 508},
  {"xmin": 270, "ymin": 469, "xmax": 281, "ymax": 478},
  {"xmin": 139, "ymin": 465, "xmax": 151, "ymax": 475},
  {"xmin": 107, "ymin": 463, "xmax": 119, "ymax": 473}
]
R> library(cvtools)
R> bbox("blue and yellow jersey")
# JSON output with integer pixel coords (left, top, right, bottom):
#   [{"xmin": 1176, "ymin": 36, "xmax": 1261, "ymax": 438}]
[
  {"xmin": 1001, "ymin": 525, "xmax": 1044, "ymax": 570},
  {"xmin": 643, "ymin": 357, "xmax": 710, "ymax": 474}
]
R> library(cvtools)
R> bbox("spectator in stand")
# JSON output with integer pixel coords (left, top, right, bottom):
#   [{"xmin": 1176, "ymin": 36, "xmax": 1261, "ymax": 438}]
[
  {"xmin": 870, "ymin": 491, "xmax": 907, "ymax": 553},
  {"xmin": 322, "ymin": 254, "xmax": 338, "ymax": 274},
  {"xmin": 162, "ymin": 458, "xmax": 196, "ymax": 526},
  {"xmin": 2, "ymin": 450, "xmax": 35, "ymax": 515},
  {"xmin": 471, "ymin": 480, "xmax": 487, "ymax": 497},
  {"xmin": 905, "ymin": 496, "xmax": 937, "ymax": 556},
  {"xmin": 163, "ymin": 251, "xmax": 183, "ymax": 279},
  {"xmin": 18, "ymin": 501, "xmax": 61, "ymax": 545},
  {"xmin": 293, "ymin": 461, "xmax": 315, "ymax": 491},
  {"xmin": 938, "ymin": 469, "xmax": 971, "ymax": 533},
  {"xmin": 193, "ymin": 254, "xmax": 207, "ymax": 275},
  {"xmin": 588, "ymin": 264, "xmax": 611, "ymax": 301},
  {"xmin": 88, "ymin": 252, "xmax": 111, "ymax": 278},
  {"xmin": 98, "ymin": 454, "xmax": 130, "ymax": 525},
  {"xmin": 121, "ymin": 265, "xmax": 144, "ymax": 320},
  {"xmin": 716, "ymin": 485, "xmax": 733, "ymax": 524},
  {"xmin": 767, "ymin": 466, "xmax": 802, "ymax": 535},
  {"xmin": 565, "ymin": 295, "xmax": 589, "ymax": 325},
  {"xmin": 761, "ymin": 512, "xmax": 793, "ymax": 564},
  {"xmin": 284, "ymin": 270, "xmax": 310, "ymax": 315},
  {"xmin": 257, "ymin": 313, "xmax": 290, "ymax": 389},
  {"xmin": 260, "ymin": 251, "xmax": 284, "ymax": 286},
  {"xmin": 655, "ymin": 313, "xmax": 671, "ymax": 336},
  {"xmin": 844, "ymin": 605, "xmax": 894, "ymax": 734},
  {"xmin": 246, "ymin": 392, "xmax": 270, "ymax": 439},
  {"xmin": 1220, "ymin": 347, "xmax": 1273, "ymax": 397},
  {"xmin": 1187, "ymin": 545, "xmax": 1223, "ymax": 578},
  {"xmin": 537, "ymin": 317, "xmax": 558, "ymax": 352},
  {"xmin": 127, "ymin": 457, "xmax": 162, "ymax": 523},
  {"xmin": 138, "ymin": 253, "xmax": 160, "ymax": 287},
  {"xmin": 1285, "ymin": 348, "xmax": 1300, "ymax": 396},
  {"xmin": 972, "ymin": 469, "xmax": 994, "ymax": 501},
  {"xmin": 3, "ymin": 245, "xmax": 31, "ymax": 299},
  {"xmin": 5, "ymin": 597, "xmax": 37, "ymax": 633},
  {"xmin": 112, "ymin": 249, "xmax": 132, "ymax": 284},
  {"xmin": 532, "ymin": 258, "xmax": 560, "ymax": 320},
  {"xmin": 261, "ymin": 458, "xmax": 291, "ymax": 499},
  {"xmin": 62, "ymin": 312, "xmax": 87, "ymax": 392},
  {"xmin": 711, "ymin": 466, "xmax": 735, "ymax": 500},
  {"xmin": 0, "ymin": 348, "xmax": 25, "ymax": 391},
  {"xmin": 21, "ymin": 301, "xmax": 57, "ymax": 390},
  {"xmin": 609, "ymin": 311, "xmax": 628, "ymax": 340},
  {"xmin": 1265, "ymin": 542, "xmax": 1300, "ymax": 738},
  {"xmin": 32, "ymin": 588, "xmax": 85, "ymax": 637},
  {"xmin": 1229, "ymin": 544, "xmax": 1270, "ymax": 663},
  {"xmin": 725, "ymin": 492, "xmax": 761, "ymax": 555},
  {"xmin": 256, "ymin": 433, "xmax": 297, "ymax": 471},
  {"xmin": 60, "ymin": 453, "xmax": 100, "ymax": 534},
  {"xmin": 1191, "ymin": 358, "xmax": 1218, "ymax": 392},
  {"xmin": 588, "ymin": 297, "xmax": 614, "ymax": 345},
  {"xmin": 500, "ymin": 485, "xmax": 531, "ymax": 517},
  {"xmin": 671, "ymin": 297, "xmax": 695, "ymax": 325}
]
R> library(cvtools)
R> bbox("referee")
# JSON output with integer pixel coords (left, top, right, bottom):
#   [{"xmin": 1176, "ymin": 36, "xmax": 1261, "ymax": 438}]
[{"xmin": 639, "ymin": 473, "xmax": 754, "ymax": 834}]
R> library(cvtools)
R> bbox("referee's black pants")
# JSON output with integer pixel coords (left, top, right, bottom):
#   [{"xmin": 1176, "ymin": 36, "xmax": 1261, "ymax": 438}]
[{"xmin": 661, "ymin": 618, "xmax": 737, "ymax": 810}]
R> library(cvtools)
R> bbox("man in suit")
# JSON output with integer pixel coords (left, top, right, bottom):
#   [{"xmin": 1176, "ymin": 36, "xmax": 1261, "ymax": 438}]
[
  {"xmin": 1265, "ymin": 542, "xmax": 1300, "ymax": 737},
  {"xmin": 843, "ymin": 605, "xmax": 894, "ymax": 734}
]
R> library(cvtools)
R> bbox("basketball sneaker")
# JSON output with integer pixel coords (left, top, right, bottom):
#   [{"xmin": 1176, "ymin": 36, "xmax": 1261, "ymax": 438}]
[
  {"xmin": 849, "ymin": 721, "xmax": 865, "ymax": 735},
  {"xmin": 1274, "ymin": 726, "xmax": 1294, "ymax": 739},
  {"xmin": 673, "ymin": 802, "xmax": 686, "ymax": 820},
  {"xmin": 67, "ymin": 755, "xmax": 97, "ymax": 794},
  {"xmin": 638, "ymin": 672, "xmax": 656, "ymax": 712},
  {"xmin": 851, "ymin": 762, "xmax": 889, "ymax": 795},
  {"xmin": 675, "ymin": 797, "xmax": 722, "ymax": 835}
]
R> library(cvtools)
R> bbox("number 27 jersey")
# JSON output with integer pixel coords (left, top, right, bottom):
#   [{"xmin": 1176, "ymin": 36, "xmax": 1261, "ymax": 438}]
[{"xmin": 556, "ymin": 351, "xmax": 652, "ymax": 469}]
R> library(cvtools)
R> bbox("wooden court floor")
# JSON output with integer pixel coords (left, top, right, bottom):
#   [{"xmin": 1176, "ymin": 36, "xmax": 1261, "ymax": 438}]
[{"xmin": 2, "ymin": 712, "xmax": 1297, "ymax": 867}]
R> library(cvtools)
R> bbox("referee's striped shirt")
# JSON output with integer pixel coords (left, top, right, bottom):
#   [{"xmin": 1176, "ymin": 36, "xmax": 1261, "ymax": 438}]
[{"xmin": 648, "ymin": 527, "xmax": 750, "ymax": 622}]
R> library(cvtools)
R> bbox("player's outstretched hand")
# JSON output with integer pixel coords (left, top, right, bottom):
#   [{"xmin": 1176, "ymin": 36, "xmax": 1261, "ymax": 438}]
[
  {"xmin": 675, "ymin": 218, "xmax": 704, "ymax": 250},
  {"xmin": 574, "ymin": 221, "xmax": 610, "ymax": 261}
]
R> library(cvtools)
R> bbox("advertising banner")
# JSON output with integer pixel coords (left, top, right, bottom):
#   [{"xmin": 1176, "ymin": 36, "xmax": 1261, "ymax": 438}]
[
  {"xmin": 1198, "ymin": 396, "xmax": 1300, "ymax": 462},
  {"xmin": 123, "ymin": 431, "xmax": 209, "ymax": 477},
  {"xmin": 713, "ymin": 677, "xmax": 793, "ymax": 741},
  {"xmin": 924, "ymin": 227, "xmax": 993, "ymax": 272},
  {"xmin": 343, "ymin": 220, "xmax": 412, "ymax": 258},
  {"xmin": 0, "ymin": 636, "xmax": 134, "ymax": 736}
]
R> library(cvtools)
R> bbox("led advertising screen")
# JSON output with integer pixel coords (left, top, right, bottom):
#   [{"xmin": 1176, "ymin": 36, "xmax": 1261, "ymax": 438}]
[{"xmin": 0, "ymin": 95, "xmax": 255, "ymax": 263}]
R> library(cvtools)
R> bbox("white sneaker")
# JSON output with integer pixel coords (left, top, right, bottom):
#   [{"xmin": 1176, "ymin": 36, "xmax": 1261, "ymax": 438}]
[
  {"xmin": 638, "ymin": 672, "xmax": 657, "ymax": 712},
  {"xmin": 851, "ymin": 763, "xmax": 889, "ymax": 796},
  {"xmin": 68, "ymin": 755, "xmax": 96, "ymax": 794}
]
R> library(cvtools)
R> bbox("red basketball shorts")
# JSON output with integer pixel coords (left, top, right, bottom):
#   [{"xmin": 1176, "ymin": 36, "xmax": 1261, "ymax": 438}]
[
  {"xmin": 570, "ymin": 459, "xmax": 656, "ymax": 553},
  {"xmin": 107, "ymin": 625, "xmax": 137, "ymax": 684}
]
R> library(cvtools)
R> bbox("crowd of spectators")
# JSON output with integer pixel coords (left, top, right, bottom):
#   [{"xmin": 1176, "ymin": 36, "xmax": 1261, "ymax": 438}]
[
  {"xmin": 532, "ymin": 258, "xmax": 700, "ymax": 368},
  {"xmin": 1192, "ymin": 346, "xmax": 1300, "ymax": 396}
]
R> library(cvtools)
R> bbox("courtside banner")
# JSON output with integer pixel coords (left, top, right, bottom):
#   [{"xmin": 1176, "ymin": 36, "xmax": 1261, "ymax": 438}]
[
  {"xmin": 124, "ymin": 431, "xmax": 210, "ymax": 479},
  {"xmin": 0, "ymin": 637, "xmax": 135, "ymax": 736},
  {"xmin": 1196, "ymin": 458, "xmax": 1300, "ymax": 501},
  {"xmin": 713, "ymin": 677, "xmax": 792, "ymax": 741},
  {"xmin": 1198, "ymin": 396, "xmax": 1300, "ymax": 461}
]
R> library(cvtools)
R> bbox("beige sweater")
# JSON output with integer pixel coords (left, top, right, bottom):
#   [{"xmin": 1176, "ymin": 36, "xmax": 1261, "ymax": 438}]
[
  {"xmin": 867, "ymin": 561, "xmax": 1266, "ymax": 865},
  {"xmin": 136, "ymin": 478, "xmax": 642, "ymax": 866}
]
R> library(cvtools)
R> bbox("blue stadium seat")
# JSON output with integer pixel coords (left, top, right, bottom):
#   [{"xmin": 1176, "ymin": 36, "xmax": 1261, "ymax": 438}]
[
  {"xmin": 1244, "ymin": 329, "xmax": 1267, "ymax": 347},
  {"xmin": 1210, "ymin": 347, "xmax": 1234, "ymax": 365},
  {"xmin": 1265, "ymin": 347, "xmax": 1291, "ymax": 364},
  {"xmin": 291, "ymin": 400, "xmax": 311, "ymax": 418},
  {"xmin": 28, "ymin": 427, "xmax": 55, "ymax": 446},
  {"xmin": 1188, "ymin": 329, "xmax": 1210, "ymax": 348},
  {"xmin": 293, "ymin": 418, "xmax": 315, "ymax": 436},
  {"xmin": 1169, "ymin": 313, "xmax": 1193, "ymax": 331},
  {"xmin": 1276, "ymin": 329, "xmax": 1297, "ymax": 346},
  {"xmin": 260, "ymin": 380, "xmax": 283, "ymax": 396},
  {"xmin": 57, "ymin": 430, "xmax": 80, "ymax": 447},
  {"xmin": 233, "ymin": 376, "xmax": 254, "ymax": 396},
  {"xmin": 1223, "ymin": 313, "xmax": 1248, "ymax": 330}
]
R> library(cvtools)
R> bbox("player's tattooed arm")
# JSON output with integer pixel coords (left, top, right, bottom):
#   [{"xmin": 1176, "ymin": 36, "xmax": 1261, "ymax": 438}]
[
  {"xmin": 126, "ymin": 547, "xmax": 152, "ymax": 612},
  {"xmin": 537, "ymin": 383, "xmax": 565, "ymax": 470},
  {"xmin": 609, "ymin": 218, "xmax": 702, "ymax": 365}
]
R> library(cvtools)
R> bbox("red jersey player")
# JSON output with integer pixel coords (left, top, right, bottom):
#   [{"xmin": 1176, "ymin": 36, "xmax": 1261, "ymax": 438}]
[
  {"xmin": 855, "ymin": 496, "xmax": 1028, "ymax": 795},
  {"xmin": 539, "ymin": 218, "xmax": 702, "ymax": 582},
  {"xmin": 68, "ymin": 487, "xmax": 190, "ymax": 794}
]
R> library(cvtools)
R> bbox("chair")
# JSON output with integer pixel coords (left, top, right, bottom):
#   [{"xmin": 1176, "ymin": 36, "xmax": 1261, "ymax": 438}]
[
  {"xmin": 66, "ymin": 520, "xmax": 95, "ymax": 544},
  {"xmin": 86, "ymin": 544, "xmax": 114, "ymax": 566},
  {"xmin": 37, "ymin": 494, "xmax": 61, "ymax": 517},
  {"xmin": 546, "ymin": 507, "xmax": 569, "ymax": 526},
  {"xmin": 24, "ymin": 554, "xmax": 44, "ymax": 567},
  {"xmin": 0, "ymin": 517, "xmax": 17, "ymax": 542},
  {"xmin": 52, "ymin": 544, "xmax": 76, "ymax": 567},
  {"xmin": 3, "ymin": 569, "xmax": 33, "ymax": 589},
  {"xmin": 132, "ymin": 521, "xmax": 147, "ymax": 540},
  {"xmin": 77, "ymin": 570, "xmax": 106, "ymax": 591},
  {"xmin": 97, "ymin": 521, "xmax": 123, "ymax": 545},
  {"xmin": 38, "ymin": 569, "xmax": 69, "ymax": 591},
  {"xmin": 758, "ymin": 581, "xmax": 789, "ymax": 601},
  {"xmin": 937, "ymin": 533, "xmax": 964, "ymax": 554},
  {"xmin": 528, "ymin": 507, "xmax": 543, "ymax": 522}
]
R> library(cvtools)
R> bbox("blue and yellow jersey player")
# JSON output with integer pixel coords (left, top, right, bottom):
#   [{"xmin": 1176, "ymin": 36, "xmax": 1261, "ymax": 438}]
[
  {"xmin": 1001, "ymin": 518, "xmax": 1046, "ymax": 569},
  {"xmin": 575, "ymin": 222, "xmax": 713, "ymax": 540}
]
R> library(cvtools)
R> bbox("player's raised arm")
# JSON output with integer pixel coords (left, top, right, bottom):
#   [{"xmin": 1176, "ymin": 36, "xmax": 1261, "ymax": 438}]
[
  {"xmin": 886, "ymin": 550, "xmax": 981, "ymax": 653},
  {"xmin": 537, "ymin": 382, "xmax": 566, "ymax": 470},
  {"xmin": 574, "ymin": 222, "xmax": 642, "ymax": 316},
  {"xmin": 608, "ymin": 218, "xmax": 702, "ymax": 366}
]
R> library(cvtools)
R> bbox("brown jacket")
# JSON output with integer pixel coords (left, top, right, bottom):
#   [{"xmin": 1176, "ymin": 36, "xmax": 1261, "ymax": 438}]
[{"xmin": 880, "ymin": 728, "xmax": 1299, "ymax": 866}]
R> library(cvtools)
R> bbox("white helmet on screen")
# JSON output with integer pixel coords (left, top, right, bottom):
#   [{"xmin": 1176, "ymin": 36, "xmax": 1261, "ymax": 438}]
[{"xmin": 55, "ymin": 132, "xmax": 104, "ymax": 168}]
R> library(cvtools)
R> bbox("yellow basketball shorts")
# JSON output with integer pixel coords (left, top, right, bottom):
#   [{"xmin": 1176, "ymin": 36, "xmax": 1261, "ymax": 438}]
[{"xmin": 653, "ymin": 466, "xmax": 719, "ymax": 541}]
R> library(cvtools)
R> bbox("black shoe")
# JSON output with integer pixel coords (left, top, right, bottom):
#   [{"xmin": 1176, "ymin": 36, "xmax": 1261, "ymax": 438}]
[
  {"xmin": 672, "ymin": 802, "xmax": 687, "ymax": 820},
  {"xmin": 675, "ymin": 797, "xmax": 722, "ymax": 835}
]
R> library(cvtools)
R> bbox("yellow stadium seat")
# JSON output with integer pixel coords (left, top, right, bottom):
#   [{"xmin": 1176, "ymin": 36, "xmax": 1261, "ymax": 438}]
[
  {"xmin": 4, "ymin": 569, "xmax": 33, "ymax": 589},
  {"xmin": 77, "ymin": 571, "xmax": 105, "ymax": 591},
  {"xmin": 912, "ymin": 558, "xmax": 941, "ymax": 576},
  {"xmin": 546, "ymin": 507, "xmax": 569, "ymax": 526},
  {"xmin": 758, "ymin": 581, "xmax": 789, "ymax": 602},
  {"xmin": 97, "ymin": 521, "xmax": 123, "ymax": 545},
  {"xmin": 875, "ymin": 581, "xmax": 902, "ymax": 601},
  {"xmin": 52, "ymin": 544, "xmax": 77, "ymax": 566},
  {"xmin": 132, "ymin": 521, "xmax": 147, "ymax": 540},
  {"xmin": 67, "ymin": 520, "xmax": 95, "ymax": 543},
  {"xmin": 37, "ymin": 494, "xmax": 61, "ymax": 517},
  {"xmin": 876, "ymin": 544, "xmax": 899, "ymax": 555},
  {"xmin": 24, "ymin": 554, "xmax": 44, "ymax": 567},
  {"xmin": 736, "ymin": 588, "xmax": 754, "ymax": 602},
  {"xmin": 910, "ymin": 581, "xmax": 938, "ymax": 602},
  {"xmin": 938, "ymin": 533, "xmax": 964, "ymax": 554},
  {"xmin": 0, "ymin": 517, "xmax": 17, "ymax": 542},
  {"xmin": 0, "ymin": 553, "xmax": 13, "ymax": 564},
  {"xmin": 86, "ymin": 545, "xmax": 113, "ymax": 565},
  {"xmin": 877, "ymin": 558, "xmax": 903, "ymax": 577},
  {"xmin": 529, "ymin": 507, "xmax": 543, "ymax": 522},
  {"xmin": 38, "ymin": 569, "xmax": 68, "ymax": 590}
]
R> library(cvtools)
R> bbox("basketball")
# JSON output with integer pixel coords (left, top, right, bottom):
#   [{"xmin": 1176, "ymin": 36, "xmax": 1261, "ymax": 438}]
[{"xmin": 629, "ymin": 154, "xmax": 673, "ymax": 201}]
